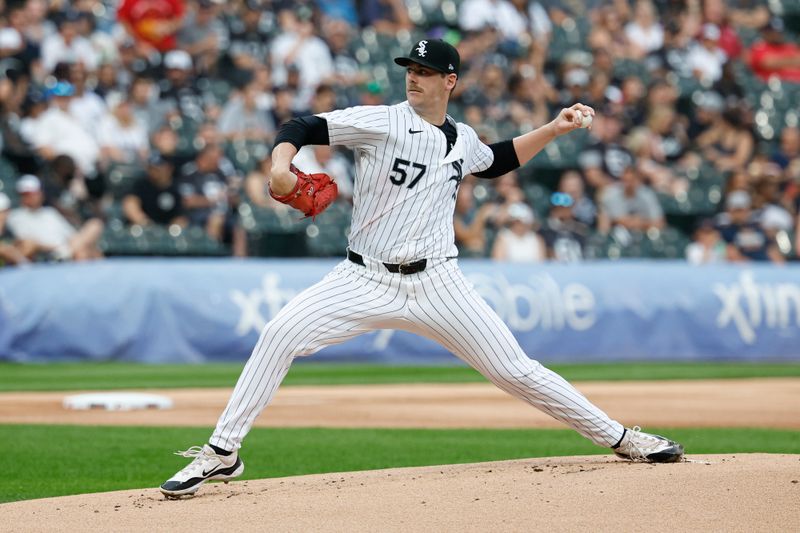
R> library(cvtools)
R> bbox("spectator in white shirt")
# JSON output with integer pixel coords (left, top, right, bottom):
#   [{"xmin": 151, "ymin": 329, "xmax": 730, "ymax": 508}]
[
  {"xmin": 40, "ymin": 11, "xmax": 98, "ymax": 73},
  {"xmin": 270, "ymin": 9, "xmax": 334, "ymax": 108},
  {"xmin": 22, "ymin": 82, "xmax": 101, "ymax": 177},
  {"xmin": 624, "ymin": 0, "xmax": 664, "ymax": 57},
  {"xmin": 686, "ymin": 24, "xmax": 727, "ymax": 85},
  {"xmin": 97, "ymin": 94, "xmax": 149, "ymax": 168},
  {"xmin": 67, "ymin": 62, "xmax": 107, "ymax": 135},
  {"xmin": 459, "ymin": 0, "xmax": 528, "ymax": 42},
  {"xmin": 6, "ymin": 175, "xmax": 103, "ymax": 261},
  {"xmin": 491, "ymin": 202, "xmax": 547, "ymax": 262}
]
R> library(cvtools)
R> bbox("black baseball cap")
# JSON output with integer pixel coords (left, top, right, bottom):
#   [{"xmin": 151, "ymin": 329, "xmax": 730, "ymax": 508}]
[{"xmin": 394, "ymin": 39, "xmax": 460, "ymax": 76}]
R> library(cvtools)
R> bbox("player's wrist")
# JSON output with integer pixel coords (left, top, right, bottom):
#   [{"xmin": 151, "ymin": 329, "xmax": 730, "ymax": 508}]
[
  {"xmin": 269, "ymin": 168, "xmax": 298, "ymax": 196},
  {"xmin": 545, "ymin": 121, "xmax": 559, "ymax": 139}
]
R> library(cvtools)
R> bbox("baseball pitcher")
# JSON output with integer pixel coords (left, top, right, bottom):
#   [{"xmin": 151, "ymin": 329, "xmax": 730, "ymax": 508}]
[{"xmin": 160, "ymin": 39, "xmax": 684, "ymax": 498}]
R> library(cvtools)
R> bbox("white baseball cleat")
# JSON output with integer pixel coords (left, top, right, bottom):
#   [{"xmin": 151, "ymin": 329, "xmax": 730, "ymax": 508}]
[
  {"xmin": 160, "ymin": 444, "xmax": 244, "ymax": 498},
  {"xmin": 612, "ymin": 426, "xmax": 684, "ymax": 463}
]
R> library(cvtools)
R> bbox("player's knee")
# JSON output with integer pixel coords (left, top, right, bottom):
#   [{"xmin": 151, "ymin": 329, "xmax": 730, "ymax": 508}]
[{"xmin": 487, "ymin": 364, "xmax": 540, "ymax": 387}]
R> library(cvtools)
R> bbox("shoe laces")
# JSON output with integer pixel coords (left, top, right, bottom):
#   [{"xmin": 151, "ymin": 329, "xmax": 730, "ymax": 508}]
[
  {"xmin": 175, "ymin": 446, "xmax": 206, "ymax": 459},
  {"xmin": 174, "ymin": 445, "xmax": 218, "ymax": 475},
  {"xmin": 625, "ymin": 426, "xmax": 656, "ymax": 461}
]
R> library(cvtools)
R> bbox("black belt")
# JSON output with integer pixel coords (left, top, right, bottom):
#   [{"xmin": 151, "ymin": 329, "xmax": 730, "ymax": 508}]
[{"xmin": 347, "ymin": 250, "xmax": 428, "ymax": 275}]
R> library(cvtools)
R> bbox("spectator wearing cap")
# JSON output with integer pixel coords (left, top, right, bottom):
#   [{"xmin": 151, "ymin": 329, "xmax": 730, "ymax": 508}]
[
  {"xmin": 177, "ymin": 0, "xmax": 228, "ymax": 73},
  {"xmin": 117, "ymin": 0, "xmax": 186, "ymax": 54},
  {"xmin": 597, "ymin": 165, "xmax": 665, "ymax": 234},
  {"xmin": 21, "ymin": 81, "xmax": 100, "ymax": 177},
  {"xmin": 358, "ymin": 81, "xmax": 386, "ymax": 106},
  {"xmin": 715, "ymin": 190, "xmax": 784, "ymax": 263},
  {"xmin": 747, "ymin": 17, "xmax": 800, "ymax": 83},
  {"xmin": 687, "ymin": 90, "xmax": 724, "ymax": 141},
  {"xmin": 158, "ymin": 49, "xmax": 205, "ymax": 125},
  {"xmin": 686, "ymin": 23, "xmax": 727, "ymax": 84},
  {"xmin": 6, "ymin": 174, "xmax": 104, "ymax": 261},
  {"xmin": 685, "ymin": 218, "xmax": 726, "ymax": 265},
  {"xmin": 559, "ymin": 67, "xmax": 590, "ymax": 109},
  {"xmin": 40, "ymin": 10, "xmax": 99, "ymax": 73},
  {"xmin": 123, "ymin": 153, "xmax": 187, "ymax": 227},
  {"xmin": 97, "ymin": 93, "xmax": 149, "ymax": 168},
  {"xmin": 0, "ymin": 192, "xmax": 30, "ymax": 267},
  {"xmin": 540, "ymin": 192, "xmax": 590, "ymax": 262},
  {"xmin": 491, "ymin": 202, "xmax": 546, "ymax": 262},
  {"xmin": 270, "ymin": 8, "xmax": 334, "ymax": 109}
]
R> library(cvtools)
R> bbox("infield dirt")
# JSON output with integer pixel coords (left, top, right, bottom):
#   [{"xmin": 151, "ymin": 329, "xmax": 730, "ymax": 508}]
[{"xmin": 0, "ymin": 378, "xmax": 798, "ymax": 429}]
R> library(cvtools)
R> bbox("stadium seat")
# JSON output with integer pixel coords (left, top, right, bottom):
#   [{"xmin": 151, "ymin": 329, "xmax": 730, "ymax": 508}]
[{"xmin": 106, "ymin": 162, "xmax": 145, "ymax": 199}]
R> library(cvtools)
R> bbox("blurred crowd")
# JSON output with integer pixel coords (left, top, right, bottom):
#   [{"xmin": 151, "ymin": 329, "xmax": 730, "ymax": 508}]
[{"xmin": 0, "ymin": 0, "xmax": 799, "ymax": 267}]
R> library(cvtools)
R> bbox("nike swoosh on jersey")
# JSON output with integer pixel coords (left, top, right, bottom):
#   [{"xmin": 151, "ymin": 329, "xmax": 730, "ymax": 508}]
[{"xmin": 408, "ymin": 129, "xmax": 423, "ymax": 134}]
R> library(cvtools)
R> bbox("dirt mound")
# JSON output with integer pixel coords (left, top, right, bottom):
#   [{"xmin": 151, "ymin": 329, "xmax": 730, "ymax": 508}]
[{"xmin": 4, "ymin": 454, "xmax": 798, "ymax": 532}]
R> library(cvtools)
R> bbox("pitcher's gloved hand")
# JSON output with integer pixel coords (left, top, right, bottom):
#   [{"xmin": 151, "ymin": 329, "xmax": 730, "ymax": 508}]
[{"xmin": 269, "ymin": 164, "xmax": 338, "ymax": 218}]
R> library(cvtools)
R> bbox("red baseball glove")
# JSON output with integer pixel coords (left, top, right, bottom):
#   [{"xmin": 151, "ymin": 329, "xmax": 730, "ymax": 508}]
[{"xmin": 269, "ymin": 164, "xmax": 338, "ymax": 218}]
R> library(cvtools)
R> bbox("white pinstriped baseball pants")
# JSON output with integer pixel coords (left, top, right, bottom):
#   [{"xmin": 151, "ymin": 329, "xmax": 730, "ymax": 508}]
[{"xmin": 210, "ymin": 257, "xmax": 625, "ymax": 451}]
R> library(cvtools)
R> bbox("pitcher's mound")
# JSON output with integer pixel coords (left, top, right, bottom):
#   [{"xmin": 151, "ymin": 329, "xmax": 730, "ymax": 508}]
[{"xmin": 4, "ymin": 454, "xmax": 798, "ymax": 532}]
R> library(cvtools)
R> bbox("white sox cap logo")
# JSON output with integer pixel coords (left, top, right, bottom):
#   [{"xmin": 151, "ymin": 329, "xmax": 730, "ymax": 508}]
[{"xmin": 416, "ymin": 40, "xmax": 428, "ymax": 57}]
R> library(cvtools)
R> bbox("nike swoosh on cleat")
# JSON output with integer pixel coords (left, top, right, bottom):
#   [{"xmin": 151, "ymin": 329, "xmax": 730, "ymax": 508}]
[
  {"xmin": 202, "ymin": 465, "xmax": 223, "ymax": 477},
  {"xmin": 408, "ymin": 129, "xmax": 423, "ymax": 134}
]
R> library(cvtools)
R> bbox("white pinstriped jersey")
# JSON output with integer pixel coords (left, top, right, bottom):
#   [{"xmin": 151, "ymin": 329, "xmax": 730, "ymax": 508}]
[{"xmin": 317, "ymin": 101, "xmax": 494, "ymax": 263}]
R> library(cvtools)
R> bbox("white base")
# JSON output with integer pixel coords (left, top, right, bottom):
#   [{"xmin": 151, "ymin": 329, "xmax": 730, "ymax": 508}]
[{"xmin": 63, "ymin": 392, "xmax": 173, "ymax": 411}]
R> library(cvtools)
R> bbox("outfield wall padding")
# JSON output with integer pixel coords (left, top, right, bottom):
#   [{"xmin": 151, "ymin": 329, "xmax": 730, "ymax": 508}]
[{"xmin": 1, "ymin": 258, "xmax": 798, "ymax": 362}]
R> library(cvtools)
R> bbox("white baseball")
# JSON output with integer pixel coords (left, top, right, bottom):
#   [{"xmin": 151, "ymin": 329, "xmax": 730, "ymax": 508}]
[{"xmin": 579, "ymin": 113, "xmax": 593, "ymax": 129}]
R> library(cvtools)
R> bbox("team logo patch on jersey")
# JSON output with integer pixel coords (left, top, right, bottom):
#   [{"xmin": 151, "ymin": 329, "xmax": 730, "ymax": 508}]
[
  {"xmin": 416, "ymin": 40, "xmax": 428, "ymax": 57},
  {"xmin": 448, "ymin": 159, "xmax": 464, "ymax": 199}
]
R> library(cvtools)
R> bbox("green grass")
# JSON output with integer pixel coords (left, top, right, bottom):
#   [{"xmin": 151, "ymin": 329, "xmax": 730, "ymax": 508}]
[
  {"xmin": 1, "ymin": 425, "xmax": 798, "ymax": 503},
  {"xmin": 1, "ymin": 362, "xmax": 800, "ymax": 392}
]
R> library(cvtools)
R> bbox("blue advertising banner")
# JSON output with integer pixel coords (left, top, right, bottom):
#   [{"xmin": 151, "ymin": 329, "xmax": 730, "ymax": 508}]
[{"xmin": 0, "ymin": 258, "xmax": 798, "ymax": 363}]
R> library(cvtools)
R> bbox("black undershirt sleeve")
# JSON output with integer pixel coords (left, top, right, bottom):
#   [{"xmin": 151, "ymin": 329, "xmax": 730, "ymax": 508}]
[
  {"xmin": 473, "ymin": 140, "xmax": 521, "ymax": 179},
  {"xmin": 274, "ymin": 116, "xmax": 330, "ymax": 150}
]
